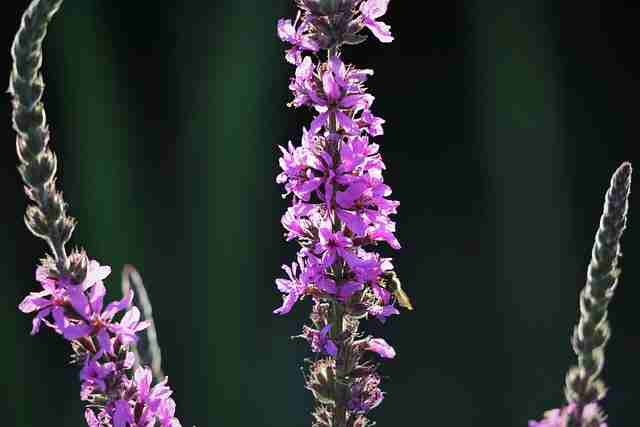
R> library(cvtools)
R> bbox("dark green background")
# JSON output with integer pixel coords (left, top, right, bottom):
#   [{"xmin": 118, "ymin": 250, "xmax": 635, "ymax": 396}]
[{"xmin": 1, "ymin": 1, "xmax": 639, "ymax": 426}]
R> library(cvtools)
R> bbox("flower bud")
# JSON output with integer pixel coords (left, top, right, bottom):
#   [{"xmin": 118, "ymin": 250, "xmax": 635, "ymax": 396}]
[
  {"xmin": 306, "ymin": 359, "xmax": 336, "ymax": 404},
  {"xmin": 311, "ymin": 405, "xmax": 334, "ymax": 427}
]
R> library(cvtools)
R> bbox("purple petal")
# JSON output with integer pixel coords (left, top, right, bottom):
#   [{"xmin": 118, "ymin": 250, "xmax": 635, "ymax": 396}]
[
  {"xmin": 63, "ymin": 323, "xmax": 92, "ymax": 341},
  {"xmin": 277, "ymin": 18, "xmax": 296, "ymax": 42},
  {"xmin": 113, "ymin": 400, "xmax": 134, "ymax": 427},
  {"xmin": 324, "ymin": 339, "xmax": 338, "ymax": 356},
  {"xmin": 322, "ymin": 70, "xmax": 341, "ymax": 102},
  {"xmin": 82, "ymin": 261, "xmax": 111, "ymax": 291},
  {"xmin": 30, "ymin": 307, "xmax": 52, "ymax": 335},
  {"xmin": 338, "ymin": 281, "xmax": 364, "ymax": 300},
  {"xmin": 134, "ymin": 366, "xmax": 152, "ymax": 399},
  {"xmin": 96, "ymin": 328, "xmax": 114, "ymax": 354},
  {"xmin": 309, "ymin": 112, "xmax": 329, "ymax": 135},
  {"xmin": 360, "ymin": 0, "xmax": 391, "ymax": 19},
  {"xmin": 103, "ymin": 289, "xmax": 133, "ymax": 321},
  {"xmin": 362, "ymin": 17, "xmax": 394, "ymax": 43},
  {"xmin": 18, "ymin": 291, "xmax": 52, "ymax": 313},
  {"xmin": 120, "ymin": 306, "xmax": 141, "ymax": 329},
  {"xmin": 84, "ymin": 409, "xmax": 100, "ymax": 427},
  {"xmin": 89, "ymin": 281, "xmax": 106, "ymax": 314},
  {"xmin": 335, "ymin": 110, "xmax": 360, "ymax": 135},
  {"xmin": 367, "ymin": 337, "xmax": 396, "ymax": 358},
  {"xmin": 67, "ymin": 286, "xmax": 91, "ymax": 320}
]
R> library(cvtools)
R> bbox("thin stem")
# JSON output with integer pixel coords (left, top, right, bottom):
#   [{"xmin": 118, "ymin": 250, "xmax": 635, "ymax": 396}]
[{"xmin": 121, "ymin": 265, "xmax": 165, "ymax": 382}]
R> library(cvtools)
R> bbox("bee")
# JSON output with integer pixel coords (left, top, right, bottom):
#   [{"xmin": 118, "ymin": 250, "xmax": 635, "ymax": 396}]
[{"xmin": 379, "ymin": 271, "xmax": 414, "ymax": 311}]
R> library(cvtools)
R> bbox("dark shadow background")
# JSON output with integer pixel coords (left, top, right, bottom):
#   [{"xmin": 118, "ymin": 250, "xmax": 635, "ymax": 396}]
[{"xmin": 1, "ymin": 1, "xmax": 639, "ymax": 426}]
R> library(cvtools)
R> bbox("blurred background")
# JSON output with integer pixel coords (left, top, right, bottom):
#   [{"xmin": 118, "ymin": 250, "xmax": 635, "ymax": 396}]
[{"xmin": 1, "ymin": 1, "xmax": 639, "ymax": 426}]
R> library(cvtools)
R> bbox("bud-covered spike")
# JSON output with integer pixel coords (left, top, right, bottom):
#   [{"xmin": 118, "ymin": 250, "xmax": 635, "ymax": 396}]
[
  {"xmin": 10, "ymin": 0, "xmax": 73, "ymax": 268},
  {"xmin": 564, "ymin": 162, "xmax": 632, "ymax": 425}
]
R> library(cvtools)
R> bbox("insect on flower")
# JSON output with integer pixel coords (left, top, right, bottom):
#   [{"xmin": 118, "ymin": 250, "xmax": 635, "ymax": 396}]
[{"xmin": 379, "ymin": 271, "xmax": 413, "ymax": 311}]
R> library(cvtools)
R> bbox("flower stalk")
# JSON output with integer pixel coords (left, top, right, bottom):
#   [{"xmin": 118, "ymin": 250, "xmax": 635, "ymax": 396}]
[
  {"xmin": 565, "ymin": 162, "xmax": 632, "ymax": 427},
  {"xmin": 275, "ymin": 1, "xmax": 404, "ymax": 425},
  {"xmin": 529, "ymin": 162, "xmax": 632, "ymax": 427},
  {"xmin": 10, "ymin": 1, "xmax": 183, "ymax": 425}
]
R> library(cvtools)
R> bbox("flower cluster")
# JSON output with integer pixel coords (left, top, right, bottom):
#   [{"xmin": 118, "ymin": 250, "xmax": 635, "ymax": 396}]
[
  {"xmin": 275, "ymin": 1, "xmax": 405, "ymax": 425},
  {"xmin": 19, "ymin": 256, "xmax": 181, "ymax": 427}
]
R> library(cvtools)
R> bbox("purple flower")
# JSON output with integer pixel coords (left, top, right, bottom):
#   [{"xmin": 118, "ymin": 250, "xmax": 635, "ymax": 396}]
[
  {"xmin": 315, "ymin": 225, "xmax": 354, "ymax": 268},
  {"xmin": 367, "ymin": 303, "xmax": 399, "ymax": 323},
  {"xmin": 134, "ymin": 366, "xmax": 173, "ymax": 413},
  {"xmin": 304, "ymin": 324, "xmax": 338, "ymax": 356},
  {"xmin": 80, "ymin": 356, "xmax": 116, "ymax": 400},
  {"xmin": 309, "ymin": 56, "xmax": 374, "ymax": 135},
  {"xmin": 274, "ymin": 262, "xmax": 307, "ymax": 315},
  {"xmin": 288, "ymin": 56, "xmax": 316, "ymax": 108},
  {"xmin": 359, "ymin": 0, "xmax": 394, "ymax": 43},
  {"xmin": 277, "ymin": 141, "xmax": 324, "ymax": 201},
  {"xmin": 359, "ymin": 110, "xmax": 385, "ymax": 136},
  {"xmin": 84, "ymin": 409, "xmax": 101, "ymax": 427},
  {"xmin": 277, "ymin": 12, "xmax": 319, "ymax": 65},
  {"xmin": 18, "ymin": 260, "xmax": 111, "ymax": 336},
  {"xmin": 113, "ymin": 399, "xmax": 134, "ymax": 427},
  {"xmin": 62, "ymin": 285, "xmax": 142, "ymax": 354},
  {"xmin": 348, "ymin": 373, "xmax": 384, "ymax": 414}
]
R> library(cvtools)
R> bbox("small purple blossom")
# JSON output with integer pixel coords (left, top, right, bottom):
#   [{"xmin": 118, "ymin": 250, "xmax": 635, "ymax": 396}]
[
  {"xmin": 359, "ymin": 0, "xmax": 394, "ymax": 43},
  {"xmin": 347, "ymin": 373, "xmax": 384, "ymax": 414},
  {"xmin": 277, "ymin": 12, "xmax": 319, "ymax": 65},
  {"xmin": 80, "ymin": 356, "xmax": 116, "ymax": 399},
  {"xmin": 274, "ymin": 261, "xmax": 307, "ymax": 315},
  {"xmin": 304, "ymin": 324, "xmax": 338, "ymax": 356}
]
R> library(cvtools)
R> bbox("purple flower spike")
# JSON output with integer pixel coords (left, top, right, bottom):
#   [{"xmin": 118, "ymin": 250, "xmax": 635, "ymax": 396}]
[{"xmin": 276, "ymin": 1, "xmax": 403, "ymax": 424}]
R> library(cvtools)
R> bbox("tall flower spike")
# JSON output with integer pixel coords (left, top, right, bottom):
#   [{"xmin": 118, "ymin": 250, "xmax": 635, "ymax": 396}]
[
  {"xmin": 11, "ymin": 1, "xmax": 184, "ymax": 425},
  {"xmin": 276, "ymin": 2, "xmax": 404, "ymax": 426},
  {"xmin": 565, "ymin": 162, "xmax": 632, "ymax": 426},
  {"xmin": 529, "ymin": 162, "xmax": 631, "ymax": 427}
]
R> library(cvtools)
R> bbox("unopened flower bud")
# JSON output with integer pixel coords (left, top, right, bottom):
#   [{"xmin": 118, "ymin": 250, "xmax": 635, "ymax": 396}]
[
  {"xmin": 311, "ymin": 405, "xmax": 334, "ymax": 427},
  {"xmin": 67, "ymin": 248, "xmax": 89, "ymax": 284},
  {"xmin": 306, "ymin": 359, "xmax": 337, "ymax": 404}
]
